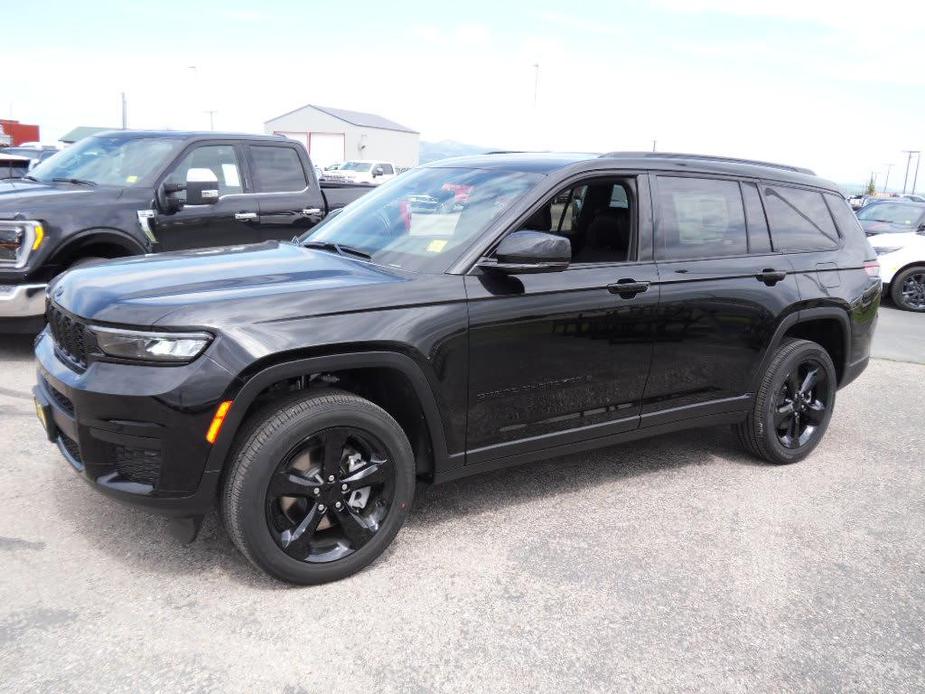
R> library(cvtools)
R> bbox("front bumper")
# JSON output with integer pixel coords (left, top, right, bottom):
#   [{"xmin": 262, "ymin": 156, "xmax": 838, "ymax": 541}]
[
  {"xmin": 0, "ymin": 282, "xmax": 46, "ymax": 317},
  {"xmin": 34, "ymin": 329, "xmax": 237, "ymax": 516}
]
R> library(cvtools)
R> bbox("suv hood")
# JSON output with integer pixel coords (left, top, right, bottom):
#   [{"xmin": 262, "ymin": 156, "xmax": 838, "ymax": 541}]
[{"xmin": 50, "ymin": 241, "xmax": 410, "ymax": 326}]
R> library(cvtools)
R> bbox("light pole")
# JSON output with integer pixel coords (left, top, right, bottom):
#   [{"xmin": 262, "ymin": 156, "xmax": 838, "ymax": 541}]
[
  {"xmin": 532, "ymin": 63, "xmax": 539, "ymax": 109},
  {"xmin": 901, "ymin": 150, "xmax": 919, "ymax": 194},
  {"xmin": 883, "ymin": 163, "xmax": 893, "ymax": 193},
  {"xmin": 121, "ymin": 91, "xmax": 127, "ymax": 129},
  {"xmin": 912, "ymin": 152, "xmax": 921, "ymax": 195},
  {"xmin": 204, "ymin": 110, "xmax": 217, "ymax": 131}
]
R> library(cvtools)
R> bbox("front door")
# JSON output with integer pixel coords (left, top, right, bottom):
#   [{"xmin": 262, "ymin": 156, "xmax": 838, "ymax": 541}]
[
  {"xmin": 465, "ymin": 175, "xmax": 659, "ymax": 466},
  {"xmin": 154, "ymin": 143, "xmax": 260, "ymax": 251}
]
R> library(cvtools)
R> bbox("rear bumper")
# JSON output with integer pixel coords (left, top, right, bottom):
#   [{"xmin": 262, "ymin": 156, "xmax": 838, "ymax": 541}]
[
  {"xmin": 33, "ymin": 329, "xmax": 236, "ymax": 517},
  {"xmin": 0, "ymin": 282, "xmax": 46, "ymax": 318}
]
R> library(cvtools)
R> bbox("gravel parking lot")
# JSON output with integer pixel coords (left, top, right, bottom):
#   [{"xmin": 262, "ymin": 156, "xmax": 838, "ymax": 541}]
[{"xmin": 1, "ymin": 322, "xmax": 923, "ymax": 692}]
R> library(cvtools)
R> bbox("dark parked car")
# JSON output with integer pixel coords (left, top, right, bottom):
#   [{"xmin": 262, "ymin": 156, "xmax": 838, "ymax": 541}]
[
  {"xmin": 0, "ymin": 146, "xmax": 58, "ymax": 181},
  {"xmin": 33, "ymin": 152, "xmax": 880, "ymax": 584},
  {"xmin": 0, "ymin": 130, "xmax": 373, "ymax": 331}
]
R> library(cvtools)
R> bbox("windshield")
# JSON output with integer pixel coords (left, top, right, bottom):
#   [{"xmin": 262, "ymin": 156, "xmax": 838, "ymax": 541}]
[
  {"xmin": 28, "ymin": 135, "xmax": 182, "ymax": 186},
  {"xmin": 303, "ymin": 166, "xmax": 543, "ymax": 272},
  {"xmin": 339, "ymin": 162, "xmax": 372, "ymax": 172},
  {"xmin": 856, "ymin": 203, "xmax": 924, "ymax": 228}
]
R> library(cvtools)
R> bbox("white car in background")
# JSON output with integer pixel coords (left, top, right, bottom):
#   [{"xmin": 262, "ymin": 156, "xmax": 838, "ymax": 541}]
[
  {"xmin": 861, "ymin": 201, "xmax": 925, "ymax": 312},
  {"xmin": 323, "ymin": 160, "xmax": 397, "ymax": 185}
]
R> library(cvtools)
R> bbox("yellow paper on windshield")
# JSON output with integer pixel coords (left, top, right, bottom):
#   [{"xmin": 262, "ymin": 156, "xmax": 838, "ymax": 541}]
[
  {"xmin": 426, "ymin": 239, "xmax": 448, "ymax": 253},
  {"xmin": 126, "ymin": 175, "xmax": 139, "ymax": 184}
]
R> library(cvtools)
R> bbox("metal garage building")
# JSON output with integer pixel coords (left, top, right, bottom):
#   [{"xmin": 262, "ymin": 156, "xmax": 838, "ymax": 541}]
[{"xmin": 264, "ymin": 104, "xmax": 420, "ymax": 169}]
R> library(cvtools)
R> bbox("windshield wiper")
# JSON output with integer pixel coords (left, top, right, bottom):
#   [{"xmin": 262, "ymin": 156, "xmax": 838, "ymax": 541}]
[
  {"xmin": 21, "ymin": 175, "xmax": 40, "ymax": 182},
  {"xmin": 302, "ymin": 240, "xmax": 372, "ymax": 260},
  {"xmin": 52, "ymin": 177, "xmax": 96, "ymax": 186}
]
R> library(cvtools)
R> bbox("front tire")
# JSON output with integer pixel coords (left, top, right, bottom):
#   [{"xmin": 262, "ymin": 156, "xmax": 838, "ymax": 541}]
[
  {"xmin": 890, "ymin": 266, "xmax": 925, "ymax": 312},
  {"xmin": 734, "ymin": 338, "xmax": 837, "ymax": 465},
  {"xmin": 221, "ymin": 390, "xmax": 415, "ymax": 584}
]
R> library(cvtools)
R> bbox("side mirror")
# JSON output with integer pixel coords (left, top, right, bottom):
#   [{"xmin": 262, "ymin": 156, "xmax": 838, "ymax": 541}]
[
  {"xmin": 917, "ymin": 223, "xmax": 925, "ymax": 235},
  {"xmin": 372, "ymin": 167, "xmax": 384, "ymax": 177},
  {"xmin": 185, "ymin": 168, "xmax": 219, "ymax": 205},
  {"xmin": 478, "ymin": 230, "xmax": 571, "ymax": 274}
]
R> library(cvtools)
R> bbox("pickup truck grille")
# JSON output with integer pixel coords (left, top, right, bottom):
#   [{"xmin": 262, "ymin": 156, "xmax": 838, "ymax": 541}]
[{"xmin": 47, "ymin": 304, "xmax": 90, "ymax": 369}]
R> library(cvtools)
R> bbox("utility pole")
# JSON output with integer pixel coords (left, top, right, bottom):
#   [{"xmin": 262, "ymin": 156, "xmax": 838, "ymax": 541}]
[
  {"xmin": 883, "ymin": 163, "xmax": 893, "ymax": 193},
  {"xmin": 913, "ymin": 152, "xmax": 921, "ymax": 194},
  {"xmin": 532, "ymin": 63, "xmax": 539, "ymax": 109},
  {"xmin": 652, "ymin": 139, "xmax": 657, "ymax": 152},
  {"xmin": 901, "ymin": 150, "xmax": 919, "ymax": 194},
  {"xmin": 121, "ymin": 92, "xmax": 127, "ymax": 129},
  {"xmin": 204, "ymin": 110, "xmax": 217, "ymax": 131}
]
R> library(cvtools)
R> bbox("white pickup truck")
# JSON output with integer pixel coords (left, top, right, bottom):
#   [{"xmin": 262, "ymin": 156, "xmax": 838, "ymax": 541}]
[{"xmin": 323, "ymin": 159, "xmax": 397, "ymax": 185}]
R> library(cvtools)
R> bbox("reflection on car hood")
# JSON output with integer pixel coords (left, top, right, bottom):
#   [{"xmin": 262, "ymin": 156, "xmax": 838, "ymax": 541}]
[
  {"xmin": 50, "ymin": 241, "xmax": 410, "ymax": 327},
  {"xmin": 0, "ymin": 178, "xmax": 105, "ymax": 214}
]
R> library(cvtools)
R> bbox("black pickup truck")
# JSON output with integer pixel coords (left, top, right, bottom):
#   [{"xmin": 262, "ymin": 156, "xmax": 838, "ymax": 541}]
[{"xmin": 0, "ymin": 130, "xmax": 373, "ymax": 331}]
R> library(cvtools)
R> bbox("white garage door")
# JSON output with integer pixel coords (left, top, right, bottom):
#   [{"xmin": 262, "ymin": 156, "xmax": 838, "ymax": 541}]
[{"xmin": 309, "ymin": 133, "xmax": 345, "ymax": 168}]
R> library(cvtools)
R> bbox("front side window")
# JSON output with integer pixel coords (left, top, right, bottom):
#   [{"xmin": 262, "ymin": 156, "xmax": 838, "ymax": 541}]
[
  {"xmin": 164, "ymin": 145, "xmax": 243, "ymax": 202},
  {"xmin": 379, "ymin": 163, "xmax": 394, "ymax": 175},
  {"xmin": 763, "ymin": 184, "xmax": 839, "ymax": 251},
  {"xmin": 656, "ymin": 176, "xmax": 747, "ymax": 260},
  {"xmin": 304, "ymin": 166, "xmax": 542, "ymax": 273},
  {"xmin": 250, "ymin": 145, "xmax": 307, "ymax": 193},
  {"xmin": 28, "ymin": 135, "xmax": 182, "ymax": 186},
  {"xmin": 519, "ymin": 179, "xmax": 634, "ymax": 264}
]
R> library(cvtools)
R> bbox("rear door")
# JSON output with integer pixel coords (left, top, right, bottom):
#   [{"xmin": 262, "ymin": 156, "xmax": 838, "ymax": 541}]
[
  {"xmin": 247, "ymin": 144, "xmax": 326, "ymax": 241},
  {"xmin": 155, "ymin": 142, "xmax": 259, "ymax": 251},
  {"xmin": 643, "ymin": 174, "xmax": 801, "ymax": 425}
]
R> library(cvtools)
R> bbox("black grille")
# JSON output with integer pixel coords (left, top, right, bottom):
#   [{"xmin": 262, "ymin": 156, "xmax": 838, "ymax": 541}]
[
  {"xmin": 47, "ymin": 304, "xmax": 90, "ymax": 369},
  {"xmin": 111, "ymin": 444, "xmax": 161, "ymax": 486},
  {"xmin": 60, "ymin": 434, "xmax": 82, "ymax": 463},
  {"xmin": 43, "ymin": 378, "xmax": 74, "ymax": 415}
]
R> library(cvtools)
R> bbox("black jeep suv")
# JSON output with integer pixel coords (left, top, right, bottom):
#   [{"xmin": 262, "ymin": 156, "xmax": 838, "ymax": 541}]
[{"xmin": 33, "ymin": 152, "xmax": 880, "ymax": 584}]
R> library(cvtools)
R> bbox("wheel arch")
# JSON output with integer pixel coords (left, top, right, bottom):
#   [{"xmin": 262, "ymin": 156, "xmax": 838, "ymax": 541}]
[
  {"xmin": 48, "ymin": 227, "xmax": 146, "ymax": 267},
  {"xmin": 754, "ymin": 307, "xmax": 851, "ymax": 391},
  {"xmin": 205, "ymin": 351, "xmax": 450, "ymax": 480}
]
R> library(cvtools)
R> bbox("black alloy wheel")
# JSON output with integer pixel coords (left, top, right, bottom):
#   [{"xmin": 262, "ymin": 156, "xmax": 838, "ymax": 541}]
[
  {"xmin": 266, "ymin": 427, "xmax": 393, "ymax": 563},
  {"xmin": 892, "ymin": 267, "xmax": 925, "ymax": 312},
  {"xmin": 773, "ymin": 361, "xmax": 830, "ymax": 449},
  {"xmin": 222, "ymin": 390, "xmax": 415, "ymax": 584},
  {"xmin": 734, "ymin": 338, "xmax": 837, "ymax": 465}
]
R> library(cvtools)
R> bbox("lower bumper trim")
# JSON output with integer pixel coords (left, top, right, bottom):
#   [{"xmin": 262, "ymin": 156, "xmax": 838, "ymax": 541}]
[{"xmin": 0, "ymin": 283, "xmax": 46, "ymax": 317}]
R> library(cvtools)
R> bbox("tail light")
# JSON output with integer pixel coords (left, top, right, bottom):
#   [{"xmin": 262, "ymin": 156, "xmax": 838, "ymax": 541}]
[{"xmin": 864, "ymin": 261, "xmax": 880, "ymax": 278}]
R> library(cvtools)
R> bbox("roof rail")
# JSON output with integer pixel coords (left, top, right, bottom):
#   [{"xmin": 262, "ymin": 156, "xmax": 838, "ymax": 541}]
[{"xmin": 600, "ymin": 151, "xmax": 815, "ymax": 176}]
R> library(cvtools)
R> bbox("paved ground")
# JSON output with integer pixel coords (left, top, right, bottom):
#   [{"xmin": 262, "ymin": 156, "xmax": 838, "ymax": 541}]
[
  {"xmin": 1, "ymin": 317, "xmax": 923, "ymax": 692},
  {"xmin": 872, "ymin": 301, "xmax": 925, "ymax": 364}
]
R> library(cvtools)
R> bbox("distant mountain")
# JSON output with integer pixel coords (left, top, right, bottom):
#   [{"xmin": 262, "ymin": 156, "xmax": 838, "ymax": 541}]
[{"xmin": 419, "ymin": 140, "xmax": 493, "ymax": 164}]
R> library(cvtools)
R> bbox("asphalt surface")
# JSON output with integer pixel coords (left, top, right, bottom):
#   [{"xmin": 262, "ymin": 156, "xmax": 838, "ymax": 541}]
[
  {"xmin": 1, "ymin": 311, "xmax": 924, "ymax": 692},
  {"xmin": 872, "ymin": 302, "xmax": 925, "ymax": 364}
]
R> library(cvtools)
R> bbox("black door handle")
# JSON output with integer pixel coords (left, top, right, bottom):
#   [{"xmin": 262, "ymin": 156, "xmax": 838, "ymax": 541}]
[
  {"xmin": 608, "ymin": 279, "xmax": 650, "ymax": 298},
  {"xmin": 756, "ymin": 268, "xmax": 787, "ymax": 286}
]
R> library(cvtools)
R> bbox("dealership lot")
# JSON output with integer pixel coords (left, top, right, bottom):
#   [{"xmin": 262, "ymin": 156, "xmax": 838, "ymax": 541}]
[{"xmin": 1, "ymin": 312, "xmax": 923, "ymax": 692}]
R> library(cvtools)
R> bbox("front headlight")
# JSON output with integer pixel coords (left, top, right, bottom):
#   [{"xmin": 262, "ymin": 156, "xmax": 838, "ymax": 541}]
[
  {"xmin": 0, "ymin": 220, "xmax": 43, "ymax": 268},
  {"xmin": 874, "ymin": 246, "xmax": 903, "ymax": 256},
  {"xmin": 91, "ymin": 326, "xmax": 212, "ymax": 363}
]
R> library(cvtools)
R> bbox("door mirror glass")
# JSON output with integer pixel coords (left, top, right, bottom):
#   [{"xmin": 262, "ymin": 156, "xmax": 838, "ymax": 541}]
[
  {"xmin": 480, "ymin": 230, "xmax": 571, "ymax": 274},
  {"xmin": 372, "ymin": 166, "xmax": 384, "ymax": 177},
  {"xmin": 185, "ymin": 167, "xmax": 219, "ymax": 205}
]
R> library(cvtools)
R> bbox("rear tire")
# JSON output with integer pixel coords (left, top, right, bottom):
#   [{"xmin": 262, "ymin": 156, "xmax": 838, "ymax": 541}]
[
  {"xmin": 221, "ymin": 390, "xmax": 415, "ymax": 584},
  {"xmin": 734, "ymin": 338, "xmax": 837, "ymax": 465},
  {"xmin": 890, "ymin": 266, "xmax": 925, "ymax": 312}
]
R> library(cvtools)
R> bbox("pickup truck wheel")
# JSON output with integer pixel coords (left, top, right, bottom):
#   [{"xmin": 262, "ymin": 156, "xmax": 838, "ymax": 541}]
[
  {"xmin": 734, "ymin": 338, "xmax": 837, "ymax": 465},
  {"xmin": 221, "ymin": 390, "xmax": 415, "ymax": 584},
  {"xmin": 890, "ymin": 266, "xmax": 925, "ymax": 311}
]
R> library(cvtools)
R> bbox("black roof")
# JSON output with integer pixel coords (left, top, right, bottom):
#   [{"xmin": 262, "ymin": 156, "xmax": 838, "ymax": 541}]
[
  {"xmin": 87, "ymin": 129, "xmax": 288, "ymax": 143},
  {"xmin": 426, "ymin": 151, "xmax": 833, "ymax": 189}
]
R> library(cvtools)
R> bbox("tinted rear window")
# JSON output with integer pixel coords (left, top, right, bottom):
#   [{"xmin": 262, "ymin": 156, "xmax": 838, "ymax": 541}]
[
  {"xmin": 250, "ymin": 146, "xmax": 308, "ymax": 193},
  {"xmin": 656, "ymin": 176, "xmax": 747, "ymax": 259},
  {"xmin": 742, "ymin": 182, "xmax": 772, "ymax": 254},
  {"xmin": 824, "ymin": 193, "xmax": 864, "ymax": 238},
  {"xmin": 762, "ymin": 184, "xmax": 840, "ymax": 251}
]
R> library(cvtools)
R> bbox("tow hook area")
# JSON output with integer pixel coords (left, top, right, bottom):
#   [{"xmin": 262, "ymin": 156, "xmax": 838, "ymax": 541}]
[{"xmin": 168, "ymin": 515, "xmax": 204, "ymax": 544}]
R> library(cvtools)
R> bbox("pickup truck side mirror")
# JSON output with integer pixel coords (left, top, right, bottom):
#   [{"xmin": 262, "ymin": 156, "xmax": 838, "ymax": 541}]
[
  {"xmin": 478, "ymin": 230, "xmax": 571, "ymax": 274},
  {"xmin": 372, "ymin": 167, "xmax": 384, "ymax": 177},
  {"xmin": 185, "ymin": 168, "xmax": 220, "ymax": 206}
]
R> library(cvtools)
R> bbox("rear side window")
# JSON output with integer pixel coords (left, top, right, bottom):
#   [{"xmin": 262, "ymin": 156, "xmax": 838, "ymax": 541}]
[
  {"xmin": 762, "ymin": 185, "xmax": 840, "ymax": 251},
  {"xmin": 250, "ymin": 146, "xmax": 308, "ymax": 193},
  {"xmin": 741, "ymin": 182, "xmax": 772, "ymax": 254},
  {"xmin": 824, "ymin": 192, "xmax": 863, "ymax": 238},
  {"xmin": 656, "ymin": 176, "xmax": 747, "ymax": 260}
]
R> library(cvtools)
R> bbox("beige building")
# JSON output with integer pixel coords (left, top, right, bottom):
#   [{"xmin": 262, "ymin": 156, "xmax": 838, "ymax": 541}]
[{"xmin": 264, "ymin": 104, "xmax": 419, "ymax": 169}]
